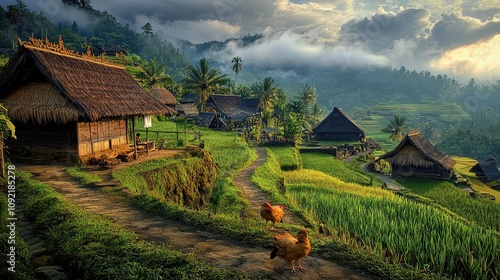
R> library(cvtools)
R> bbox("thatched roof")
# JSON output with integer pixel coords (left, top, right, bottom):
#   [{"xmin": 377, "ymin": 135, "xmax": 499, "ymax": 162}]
[
  {"xmin": 469, "ymin": 160, "xmax": 500, "ymax": 181},
  {"xmin": 179, "ymin": 93, "xmax": 198, "ymax": 104},
  {"xmin": 151, "ymin": 88, "xmax": 177, "ymax": 106},
  {"xmin": 313, "ymin": 107, "xmax": 364, "ymax": 134},
  {"xmin": 207, "ymin": 94, "xmax": 259, "ymax": 121},
  {"xmin": 196, "ymin": 112, "xmax": 216, "ymax": 127},
  {"xmin": 175, "ymin": 103, "xmax": 198, "ymax": 118},
  {"xmin": 0, "ymin": 40, "xmax": 170, "ymax": 124},
  {"xmin": 379, "ymin": 131, "xmax": 455, "ymax": 170}
]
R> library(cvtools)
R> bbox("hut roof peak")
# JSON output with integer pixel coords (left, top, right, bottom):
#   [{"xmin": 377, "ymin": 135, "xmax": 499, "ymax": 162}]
[{"xmin": 18, "ymin": 36, "xmax": 124, "ymax": 69}]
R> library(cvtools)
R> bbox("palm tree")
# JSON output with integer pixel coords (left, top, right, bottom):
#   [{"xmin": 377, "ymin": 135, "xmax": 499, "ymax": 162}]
[
  {"xmin": 136, "ymin": 59, "xmax": 174, "ymax": 90},
  {"xmin": 231, "ymin": 56, "xmax": 242, "ymax": 92},
  {"xmin": 183, "ymin": 58, "xmax": 229, "ymax": 111},
  {"xmin": 272, "ymin": 98, "xmax": 287, "ymax": 129},
  {"xmin": 253, "ymin": 77, "xmax": 280, "ymax": 126},
  {"xmin": 296, "ymin": 84, "xmax": 317, "ymax": 107},
  {"xmin": 386, "ymin": 114, "xmax": 407, "ymax": 140},
  {"xmin": 310, "ymin": 102, "xmax": 324, "ymax": 126}
]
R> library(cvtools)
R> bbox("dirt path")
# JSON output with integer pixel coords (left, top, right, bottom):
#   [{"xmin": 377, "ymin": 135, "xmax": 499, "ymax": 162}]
[
  {"xmin": 17, "ymin": 150, "xmax": 374, "ymax": 280},
  {"xmin": 360, "ymin": 162, "xmax": 403, "ymax": 191},
  {"xmin": 233, "ymin": 147, "xmax": 303, "ymax": 226}
]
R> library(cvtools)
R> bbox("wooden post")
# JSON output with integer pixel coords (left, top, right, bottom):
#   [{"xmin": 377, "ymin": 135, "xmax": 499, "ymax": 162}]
[
  {"xmin": 132, "ymin": 118, "xmax": 137, "ymax": 159},
  {"xmin": 146, "ymin": 127, "xmax": 149, "ymax": 156}
]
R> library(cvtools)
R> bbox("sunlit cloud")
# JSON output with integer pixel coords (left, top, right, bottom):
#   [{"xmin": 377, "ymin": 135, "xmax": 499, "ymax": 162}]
[{"xmin": 430, "ymin": 34, "xmax": 500, "ymax": 83}]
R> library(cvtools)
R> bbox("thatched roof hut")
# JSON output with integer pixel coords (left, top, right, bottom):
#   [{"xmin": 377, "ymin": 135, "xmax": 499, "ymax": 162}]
[
  {"xmin": 469, "ymin": 157, "xmax": 500, "ymax": 182},
  {"xmin": 0, "ymin": 38, "xmax": 170, "ymax": 162},
  {"xmin": 151, "ymin": 87, "xmax": 177, "ymax": 109},
  {"xmin": 204, "ymin": 94, "xmax": 260, "ymax": 130},
  {"xmin": 378, "ymin": 131, "xmax": 455, "ymax": 178},
  {"xmin": 313, "ymin": 107, "xmax": 365, "ymax": 141}
]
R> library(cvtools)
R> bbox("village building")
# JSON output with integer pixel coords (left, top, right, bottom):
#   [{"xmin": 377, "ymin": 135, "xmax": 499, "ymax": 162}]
[
  {"xmin": 469, "ymin": 156, "xmax": 500, "ymax": 182},
  {"xmin": 204, "ymin": 94, "xmax": 260, "ymax": 130},
  {"xmin": 378, "ymin": 131, "xmax": 455, "ymax": 179},
  {"xmin": 176, "ymin": 93, "xmax": 199, "ymax": 119},
  {"xmin": 0, "ymin": 38, "xmax": 170, "ymax": 163},
  {"xmin": 312, "ymin": 107, "xmax": 365, "ymax": 141},
  {"xmin": 151, "ymin": 87, "xmax": 177, "ymax": 112}
]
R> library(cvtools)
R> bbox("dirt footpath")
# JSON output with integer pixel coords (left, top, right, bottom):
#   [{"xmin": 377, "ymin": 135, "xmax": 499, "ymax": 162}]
[{"xmin": 17, "ymin": 148, "xmax": 375, "ymax": 280}]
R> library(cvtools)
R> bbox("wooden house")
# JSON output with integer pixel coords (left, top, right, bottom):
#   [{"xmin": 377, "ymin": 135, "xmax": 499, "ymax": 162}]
[
  {"xmin": 313, "ymin": 107, "xmax": 365, "ymax": 141},
  {"xmin": 205, "ymin": 94, "xmax": 260, "ymax": 130},
  {"xmin": 378, "ymin": 131, "xmax": 455, "ymax": 178},
  {"xmin": 469, "ymin": 156, "xmax": 500, "ymax": 182},
  {"xmin": 0, "ymin": 38, "xmax": 169, "ymax": 163}
]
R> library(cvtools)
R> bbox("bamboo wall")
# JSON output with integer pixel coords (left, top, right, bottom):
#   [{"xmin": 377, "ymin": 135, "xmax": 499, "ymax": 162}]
[{"xmin": 77, "ymin": 119, "xmax": 128, "ymax": 156}]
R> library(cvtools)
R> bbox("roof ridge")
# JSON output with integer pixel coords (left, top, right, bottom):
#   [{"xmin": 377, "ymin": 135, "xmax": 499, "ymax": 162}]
[{"xmin": 19, "ymin": 37, "xmax": 125, "ymax": 69}]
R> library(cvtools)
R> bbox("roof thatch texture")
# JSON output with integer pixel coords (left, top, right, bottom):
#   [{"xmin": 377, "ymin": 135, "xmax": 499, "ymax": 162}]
[
  {"xmin": 175, "ymin": 103, "xmax": 199, "ymax": 118},
  {"xmin": 0, "ymin": 42, "xmax": 169, "ymax": 123},
  {"xmin": 313, "ymin": 107, "xmax": 364, "ymax": 134},
  {"xmin": 208, "ymin": 94, "xmax": 259, "ymax": 121},
  {"xmin": 379, "ymin": 131, "xmax": 455, "ymax": 170},
  {"xmin": 151, "ymin": 88, "xmax": 177, "ymax": 106},
  {"xmin": 2, "ymin": 83, "xmax": 80, "ymax": 124}
]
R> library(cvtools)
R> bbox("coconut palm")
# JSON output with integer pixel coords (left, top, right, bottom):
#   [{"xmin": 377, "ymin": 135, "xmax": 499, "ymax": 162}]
[
  {"xmin": 231, "ymin": 56, "xmax": 242, "ymax": 92},
  {"xmin": 386, "ymin": 114, "xmax": 407, "ymax": 140},
  {"xmin": 296, "ymin": 84, "xmax": 317, "ymax": 108},
  {"xmin": 253, "ymin": 77, "xmax": 280, "ymax": 126},
  {"xmin": 310, "ymin": 102, "xmax": 324, "ymax": 126},
  {"xmin": 183, "ymin": 58, "xmax": 229, "ymax": 111},
  {"xmin": 136, "ymin": 59, "xmax": 174, "ymax": 90}
]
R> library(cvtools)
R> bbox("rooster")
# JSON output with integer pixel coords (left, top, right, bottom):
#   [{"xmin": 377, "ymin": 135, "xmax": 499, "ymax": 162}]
[
  {"xmin": 260, "ymin": 202, "xmax": 286, "ymax": 229},
  {"xmin": 270, "ymin": 228, "xmax": 311, "ymax": 273}
]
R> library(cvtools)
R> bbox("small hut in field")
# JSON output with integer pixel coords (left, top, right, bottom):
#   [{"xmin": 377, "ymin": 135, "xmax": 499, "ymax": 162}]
[
  {"xmin": 378, "ymin": 131, "xmax": 455, "ymax": 178},
  {"xmin": 469, "ymin": 156, "xmax": 500, "ymax": 182},
  {"xmin": 313, "ymin": 107, "xmax": 365, "ymax": 141},
  {"xmin": 0, "ymin": 37, "xmax": 170, "ymax": 163}
]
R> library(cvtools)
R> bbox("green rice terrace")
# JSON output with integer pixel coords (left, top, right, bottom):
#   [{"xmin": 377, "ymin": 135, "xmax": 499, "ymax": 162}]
[
  {"xmin": 356, "ymin": 102, "xmax": 471, "ymax": 153},
  {"xmin": 1, "ymin": 118, "xmax": 498, "ymax": 280}
]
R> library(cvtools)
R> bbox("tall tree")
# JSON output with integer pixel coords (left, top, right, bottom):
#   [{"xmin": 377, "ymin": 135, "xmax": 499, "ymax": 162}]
[
  {"xmin": 6, "ymin": 5, "xmax": 21, "ymax": 47},
  {"xmin": 296, "ymin": 84, "xmax": 317, "ymax": 108},
  {"xmin": 386, "ymin": 114, "xmax": 407, "ymax": 140},
  {"xmin": 141, "ymin": 22, "xmax": 154, "ymax": 36},
  {"xmin": 310, "ymin": 102, "xmax": 324, "ymax": 126},
  {"xmin": 136, "ymin": 59, "xmax": 174, "ymax": 90},
  {"xmin": 231, "ymin": 56, "xmax": 242, "ymax": 92},
  {"xmin": 253, "ymin": 77, "xmax": 279, "ymax": 126},
  {"xmin": 183, "ymin": 58, "xmax": 229, "ymax": 111}
]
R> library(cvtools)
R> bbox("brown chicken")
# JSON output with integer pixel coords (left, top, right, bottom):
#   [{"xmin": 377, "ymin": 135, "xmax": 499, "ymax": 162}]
[
  {"xmin": 270, "ymin": 228, "xmax": 311, "ymax": 273},
  {"xmin": 260, "ymin": 202, "xmax": 286, "ymax": 229}
]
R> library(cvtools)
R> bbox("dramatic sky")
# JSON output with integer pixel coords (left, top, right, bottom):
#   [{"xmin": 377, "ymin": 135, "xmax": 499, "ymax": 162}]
[{"xmin": 5, "ymin": 0, "xmax": 500, "ymax": 83}]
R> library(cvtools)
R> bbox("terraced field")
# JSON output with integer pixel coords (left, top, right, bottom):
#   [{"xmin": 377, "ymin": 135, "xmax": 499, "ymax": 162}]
[{"xmin": 356, "ymin": 102, "xmax": 471, "ymax": 152}]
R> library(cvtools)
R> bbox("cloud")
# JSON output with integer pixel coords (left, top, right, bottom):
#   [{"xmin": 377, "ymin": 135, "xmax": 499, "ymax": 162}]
[
  {"xmin": 430, "ymin": 34, "xmax": 500, "ymax": 83},
  {"xmin": 132, "ymin": 15, "xmax": 241, "ymax": 44},
  {"xmin": 338, "ymin": 8, "xmax": 432, "ymax": 52},
  {"xmin": 428, "ymin": 12, "xmax": 500, "ymax": 50},
  {"xmin": 213, "ymin": 31, "xmax": 389, "ymax": 68}
]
